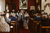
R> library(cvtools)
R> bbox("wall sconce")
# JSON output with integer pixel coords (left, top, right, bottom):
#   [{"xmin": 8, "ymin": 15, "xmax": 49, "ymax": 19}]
[{"xmin": 36, "ymin": 0, "xmax": 39, "ymax": 3}]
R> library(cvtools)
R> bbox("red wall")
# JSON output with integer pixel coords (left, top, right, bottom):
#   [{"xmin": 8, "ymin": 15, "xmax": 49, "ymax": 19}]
[{"xmin": 10, "ymin": 0, "xmax": 35, "ymax": 11}]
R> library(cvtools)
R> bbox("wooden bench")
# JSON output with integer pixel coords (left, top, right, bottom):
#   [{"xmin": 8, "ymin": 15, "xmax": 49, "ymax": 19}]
[
  {"xmin": 39, "ymin": 25, "xmax": 50, "ymax": 33},
  {"xmin": 28, "ymin": 18, "xmax": 35, "ymax": 33},
  {"xmin": 11, "ymin": 21, "xmax": 17, "ymax": 33},
  {"xmin": 34, "ymin": 21, "xmax": 41, "ymax": 25},
  {"xmin": 31, "ymin": 20, "xmax": 34, "ymax": 33},
  {"xmin": 42, "ymin": 26, "xmax": 50, "ymax": 28},
  {"xmin": 42, "ymin": 26, "xmax": 50, "ymax": 33},
  {"xmin": 34, "ymin": 21, "xmax": 41, "ymax": 33}
]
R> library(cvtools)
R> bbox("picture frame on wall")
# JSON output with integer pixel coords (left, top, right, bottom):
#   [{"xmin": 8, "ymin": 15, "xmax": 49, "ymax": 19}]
[
  {"xmin": 19, "ymin": 0, "xmax": 28, "ymax": 9},
  {"xmin": 41, "ymin": 0, "xmax": 45, "ymax": 10},
  {"xmin": 12, "ymin": 4, "xmax": 16, "ymax": 9},
  {"xmin": 38, "ymin": 5, "xmax": 40, "ymax": 11},
  {"xmin": 41, "ymin": 0, "xmax": 50, "ymax": 10},
  {"xmin": 30, "ymin": 6, "xmax": 35, "ymax": 10},
  {"xmin": 41, "ymin": 0, "xmax": 50, "ymax": 15}
]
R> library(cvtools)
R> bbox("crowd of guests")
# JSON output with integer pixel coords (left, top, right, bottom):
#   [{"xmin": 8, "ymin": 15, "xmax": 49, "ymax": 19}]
[
  {"xmin": 31, "ymin": 13, "xmax": 41, "ymax": 21},
  {"xmin": 31, "ymin": 12, "xmax": 50, "ymax": 26},
  {"xmin": 0, "ymin": 9, "xmax": 29, "ymax": 32},
  {"xmin": 10, "ymin": 9, "xmax": 29, "ymax": 30},
  {"xmin": 0, "ymin": 9, "xmax": 50, "ymax": 32},
  {"xmin": 41, "ymin": 12, "xmax": 50, "ymax": 26}
]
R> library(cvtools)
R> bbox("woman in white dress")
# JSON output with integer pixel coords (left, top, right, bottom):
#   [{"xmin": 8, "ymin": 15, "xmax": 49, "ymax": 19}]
[
  {"xmin": 24, "ymin": 11, "xmax": 29, "ymax": 29},
  {"xmin": 0, "ymin": 16, "xmax": 10, "ymax": 32}
]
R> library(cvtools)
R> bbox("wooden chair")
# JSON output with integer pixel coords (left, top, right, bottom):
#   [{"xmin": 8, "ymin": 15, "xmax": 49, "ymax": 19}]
[{"xmin": 11, "ymin": 21, "xmax": 17, "ymax": 33}]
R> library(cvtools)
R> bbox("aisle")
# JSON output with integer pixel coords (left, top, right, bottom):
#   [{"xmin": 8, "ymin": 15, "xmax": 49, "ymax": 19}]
[{"xmin": 19, "ymin": 27, "xmax": 31, "ymax": 33}]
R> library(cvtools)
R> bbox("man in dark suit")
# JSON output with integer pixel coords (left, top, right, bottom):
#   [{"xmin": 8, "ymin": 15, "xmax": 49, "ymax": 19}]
[{"xmin": 18, "ymin": 10, "xmax": 24, "ymax": 30}]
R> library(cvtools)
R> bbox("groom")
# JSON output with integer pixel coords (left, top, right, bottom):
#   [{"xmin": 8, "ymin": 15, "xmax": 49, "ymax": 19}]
[{"xmin": 18, "ymin": 10, "xmax": 24, "ymax": 30}]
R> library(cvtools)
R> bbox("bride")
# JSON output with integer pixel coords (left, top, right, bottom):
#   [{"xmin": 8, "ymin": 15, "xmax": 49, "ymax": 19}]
[{"xmin": 0, "ymin": 16, "xmax": 10, "ymax": 32}]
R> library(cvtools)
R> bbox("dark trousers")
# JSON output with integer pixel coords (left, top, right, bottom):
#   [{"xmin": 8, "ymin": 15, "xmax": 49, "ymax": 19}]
[{"xmin": 19, "ymin": 20, "xmax": 23, "ymax": 30}]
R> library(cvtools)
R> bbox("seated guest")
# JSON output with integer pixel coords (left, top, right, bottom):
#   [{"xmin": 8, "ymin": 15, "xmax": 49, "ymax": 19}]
[
  {"xmin": 46, "ymin": 13, "xmax": 48, "ymax": 16},
  {"xmin": 34, "ymin": 14, "xmax": 41, "ymax": 21},
  {"xmin": 0, "ymin": 16, "xmax": 10, "ymax": 32},
  {"xmin": 48, "ymin": 15, "xmax": 50, "ymax": 26},
  {"xmin": 0, "ymin": 12, "xmax": 3, "ymax": 16},
  {"xmin": 16, "ymin": 11, "xmax": 19, "ymax": 17},
  {"xmin": 33, "ymin": 13, "xmax": 36, "ymax": 18},
  {"xmin": 0, "ymin": 12, "xmax": 6, "ymax": 16},
  {"xmin": 5, "ymin": 13, "xmax": 11, "ymax": 26},
  {"xmin": 43, "ymin": 12, "xmax": 46, "ymax": 15},
  {"xmin": 10, "ymin": 13, "xmax": 19, "ymax": 29},
  {"xmin": 41, "ymin": 16, "xmax": 49, "ymax": 26},
  {"xmin": 10, "ymin": 13, "xmax": 18, "ymax": 21},
  {"xmin": 11, "ymin": 9, "xmax": 15, "ymax": 13}
]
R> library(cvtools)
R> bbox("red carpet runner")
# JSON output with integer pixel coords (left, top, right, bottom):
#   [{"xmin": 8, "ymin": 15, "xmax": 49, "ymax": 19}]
[{"xmin": 19, "ymin": 27, "xmax": 31, "ymax": 33}]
